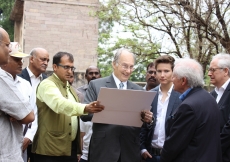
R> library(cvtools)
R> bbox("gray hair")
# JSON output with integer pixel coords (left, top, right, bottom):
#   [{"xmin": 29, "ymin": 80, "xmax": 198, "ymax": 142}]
[
  {"xmin": 113, "ymin": 48, "xmax": 136, "ymax": 64},
  {"xmin": 173, "ymin": 58, "xmax": 204, "ymax": 87},
  {"xmin": 212, "ymin": 53, "xmax": 230, "ymax": 76},
  {"xmin": 30, "ymin": 48, "xmax": 38, "ymax": 57}
]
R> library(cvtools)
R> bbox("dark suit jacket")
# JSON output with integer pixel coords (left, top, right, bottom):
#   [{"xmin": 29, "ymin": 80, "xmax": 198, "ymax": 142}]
[
  {"xmin": 18, "ymin": 68, "xmax": 47, "ymax": 85},
  {"xmin": 81, "ymin": 75, "xmax": 143, "ymax": 162},
  {"xmin": 160, "ymin": 87, "xmax": 222, "ymax": 162},
  {"xmin": 210, "ymin": 82, "xmax": 230, "ymax": 162},
  {"xmin": 140, "ymin": 86, "xmax": 181, "ymax": 152}
]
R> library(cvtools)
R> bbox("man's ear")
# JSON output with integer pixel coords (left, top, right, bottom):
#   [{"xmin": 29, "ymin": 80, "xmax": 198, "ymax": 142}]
[
  {"xmin": 29, "ymin": 56, "xmax": 34, "ymax": 63},
  {"xmin": 53, "ymin": 64, "xmax": 57, "ymax": 72},
  {"xmin": 224, "ymin": 68, "xmax": 229, "ymax": 77},
  {"xmin": 181, "ymin": 77, "xmax": 187, "ymax": 86},
  {"xmin": 112, "ymin": 61, "xmax": 116, "ymax": 69}
]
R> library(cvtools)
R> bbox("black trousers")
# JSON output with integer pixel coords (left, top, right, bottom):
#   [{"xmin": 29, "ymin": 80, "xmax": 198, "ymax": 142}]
[{"xmin": 34, "ymin": 138, "xmax": 77, "ymax": 162}]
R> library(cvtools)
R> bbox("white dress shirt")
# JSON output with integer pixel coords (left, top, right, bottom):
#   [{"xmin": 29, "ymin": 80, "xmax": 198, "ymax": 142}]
[
  {"xmin": 14, "ymin": 76, "xmax": 37, "ymax": 140},
  {"xmin": 151, "ymin": 85, "xmax": 173, "ymax": 148},
  {"xmin": 215, "ymin": 78, "xmax": 230, "ymax": 103},
  {"xmin": 112, "ymin": 73, "xmax": 127, "ymax": 89}
]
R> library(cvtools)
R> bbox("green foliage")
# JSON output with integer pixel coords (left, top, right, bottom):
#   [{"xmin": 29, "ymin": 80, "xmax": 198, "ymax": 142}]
[
  {"xmin": 0, "ymin": 0, "xmax": 14, "ymax": 41},
  {"xmin": 97, "ymin": 0, "xmax": 161, "ymax": 81}
]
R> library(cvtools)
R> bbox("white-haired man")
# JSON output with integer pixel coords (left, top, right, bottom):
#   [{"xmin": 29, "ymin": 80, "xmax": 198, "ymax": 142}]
[
  {"xmin": 160, "ymin": 58, "xmax": 222, "ymax": 162},
  {"xmin": 208, "ymin": 53, "xmax": 230, "ymax": 162}
]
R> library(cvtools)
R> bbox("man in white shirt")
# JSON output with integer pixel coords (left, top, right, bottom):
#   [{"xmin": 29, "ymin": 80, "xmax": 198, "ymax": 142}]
[
  {"xmin": 0, "ymin": 28, "xmax": 34, "ymax": 162},
  {"xmin": 140, "ymin": 55, "xmax": 181, "ymax": 162},
  {"xmin": 208, "ymin": 53, "xmax": 230, "ymax": 162},
  {"xmin": 18, "ymin": 47, "xmax": 49, "ymax": 162},
  {"xmin": 1, "ymin": 42, "xmax": 37, "ymax": 162}
]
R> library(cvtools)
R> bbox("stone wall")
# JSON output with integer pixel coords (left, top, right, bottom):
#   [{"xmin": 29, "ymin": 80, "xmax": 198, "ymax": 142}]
[{"xmin": 11, "ymin": 0, "xmax": 99, "ymax": 87}]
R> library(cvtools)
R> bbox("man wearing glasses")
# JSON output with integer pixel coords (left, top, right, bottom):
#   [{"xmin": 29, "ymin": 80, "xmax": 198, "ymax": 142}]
[
  {"xmin": 31, "ymin": 52, "xmax": 104, "ymax": 162},
  {"xmin": 81, "ymin": 48, "xmax": 143, "ymax": 162},
  {"xmin": 144, "ymin": 62, "xmax": 160, "ymax": 91},
  {"xmin": 208, "ymin": 53, "xmax": 230, "ymax": 162}
]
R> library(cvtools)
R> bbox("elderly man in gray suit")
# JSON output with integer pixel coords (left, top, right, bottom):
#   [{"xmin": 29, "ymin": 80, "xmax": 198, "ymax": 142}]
[{"xmin": 81, "ymin": 48, "xmax": 143, "ymax": 162}]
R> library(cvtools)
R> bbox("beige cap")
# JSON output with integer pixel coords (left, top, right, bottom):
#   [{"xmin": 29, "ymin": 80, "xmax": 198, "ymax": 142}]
[{"xmin": 10, "ymin": 42, "xmax": 29, "ymax": 58}]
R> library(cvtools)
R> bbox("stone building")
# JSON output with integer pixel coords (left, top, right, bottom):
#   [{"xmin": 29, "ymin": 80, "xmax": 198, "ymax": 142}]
[{"xmin": 10, "ymin": 0, "xmax": 99, "ymax": 87}]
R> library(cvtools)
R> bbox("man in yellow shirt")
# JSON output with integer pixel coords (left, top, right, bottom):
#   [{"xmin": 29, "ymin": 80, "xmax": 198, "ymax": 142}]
[{"xmin": 32, "ymin": 51, "xmax": 104, "ymax": 162}]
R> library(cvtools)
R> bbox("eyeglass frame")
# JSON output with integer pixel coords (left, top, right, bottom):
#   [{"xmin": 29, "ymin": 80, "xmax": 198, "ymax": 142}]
[
  {"xmin": 57, "ymin": 64, "xmax": 76, "ymax": 71},
  {"xmin": 0, "ymin": 40, "xmax": 12, "ymax": 49},
  {"xmin": 208, "ymin": 67, "xmax": 224, "ymax": 73},
  {"xmin": 117, "ymin": 62, "xmax": 135, "ymax": 71}
]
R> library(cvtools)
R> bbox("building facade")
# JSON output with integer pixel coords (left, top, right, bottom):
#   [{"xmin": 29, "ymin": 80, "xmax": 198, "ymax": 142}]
[{"xmin": 10, "ymin": 0, "xmax": 99, "ymax": 87}]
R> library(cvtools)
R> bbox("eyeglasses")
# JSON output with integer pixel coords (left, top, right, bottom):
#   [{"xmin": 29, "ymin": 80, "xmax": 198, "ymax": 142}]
[
  {"xmin": 88, "ymin": 72, "xmax": 100, "ymax": 75},
  {"xmin": 117, "ymin": 63, "xmax": 135, "ymax": 71},
  {"xmin": 58, "ymin": 64, "xmax": 76, "ymax": 71},
  {"xmin": 148, "ymin": 70, "xmax": 156, "ymax": 75},
  {"xmin": 0, "ymin": 40, "xmax": 12, "ymax": 49},
  {"xmin": 208, "ymin": 67, "xmax": 223, "ymax": 73}
]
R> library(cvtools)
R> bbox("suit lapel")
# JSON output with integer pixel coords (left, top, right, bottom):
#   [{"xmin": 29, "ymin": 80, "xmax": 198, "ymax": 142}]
[
  {"xmin": 127, "ymin": 81, "xmax": 134, "ymax": 90},
  {"xmin": 22, "ymin": 68, "xmax": 32, "ymax": 85},
  {"xmin": 152, "ymin": 93, "xmax": 158, "ymax": 119},
  {"xmin": 218, "ymin": 82, "xmax": 230, "ymax": 107},
  {"xmin": 105, "ymin": 75, "xmax": 117, "ymax": 89},
  {"xmin": 165, "ymin": 90, "xmax": 178, "ymax": 122}
]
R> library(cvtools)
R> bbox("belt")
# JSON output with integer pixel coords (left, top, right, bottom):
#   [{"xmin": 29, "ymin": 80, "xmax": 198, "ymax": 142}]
[{"xmin": 151, "ymin": 147, "xmax": 162, "ymax": 156}]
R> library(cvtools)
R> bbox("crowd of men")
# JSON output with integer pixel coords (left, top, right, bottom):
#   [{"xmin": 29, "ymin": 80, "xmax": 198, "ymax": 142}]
[{"xmin": 1, "ymin": 25, "xmax": 230, "ymax": 162}]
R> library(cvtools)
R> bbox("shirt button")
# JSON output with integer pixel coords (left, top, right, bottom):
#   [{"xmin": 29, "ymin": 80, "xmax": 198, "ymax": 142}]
[
  {"xmin": 69, "ymin": 133, "xmax": 71, "ymax": 135},
  {"xmin": 69, "ymin": 123, "xmax": 71, "ymax": 126}
]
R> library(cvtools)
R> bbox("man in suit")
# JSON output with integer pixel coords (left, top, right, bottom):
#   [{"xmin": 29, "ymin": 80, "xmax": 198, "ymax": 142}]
[
  {"xmin": 140, "ymin": 55, "xmax": 181, "ymax": 162},
  {"xmin": 81, "ymin": 48, "xmax": 143, "ymax": 162},
  {"xmin": 160, "ymin": 58, "xmax": 222, "ymax": 162},
  {"xmin": 143, "ymin": 62, "xmax": 159, "ymax": 91},
  {"xmin": 18, "ymin": 47, "xmax": 49, "ymax": 162},
  {"xmin": 208, "ymin": 53, "xmax": 230, "ymax": 162}
]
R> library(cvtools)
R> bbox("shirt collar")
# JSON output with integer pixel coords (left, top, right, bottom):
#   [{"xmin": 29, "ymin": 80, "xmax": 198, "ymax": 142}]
[
  {"xmin": 215, "ymin": 78, "xmax": 230, "ymax": 92},
  {"xmin": 53, "ymin": 73, "xmax": 69, "ymax": 88},
  {"xmin": 112, "ymin": 73, "xmax": 127, "ymax": 88},
  {"xmin": 179, "ymin": 88, "xmax": 192, "ymax": 101},
  {"xmin": 27, "ymin": 67, "xmax": 43, "ymax": 80},
  {"xmin": 159, "ymin": 84, "xmax": 173, "ymax": 95}
]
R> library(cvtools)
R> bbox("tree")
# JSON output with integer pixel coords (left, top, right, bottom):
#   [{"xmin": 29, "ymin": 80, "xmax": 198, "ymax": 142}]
[
  {"xmin": 97, "ymin": 0, "xmax": 230, "ymax": 81},
  {"xmin": 0, "ymin": 0, "xmax": 14, "ymax": 41}
]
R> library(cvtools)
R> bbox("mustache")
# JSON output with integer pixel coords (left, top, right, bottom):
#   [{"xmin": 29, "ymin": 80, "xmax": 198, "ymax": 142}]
[{"xmin": 148, "ymin": 77, "xmax": 157, "ymax": 82}]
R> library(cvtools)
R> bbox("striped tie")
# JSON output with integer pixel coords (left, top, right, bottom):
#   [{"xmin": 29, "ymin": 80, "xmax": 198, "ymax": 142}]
[{"xmin": 119, "ymin": 82, "xmax": 124, "ymax": 89}]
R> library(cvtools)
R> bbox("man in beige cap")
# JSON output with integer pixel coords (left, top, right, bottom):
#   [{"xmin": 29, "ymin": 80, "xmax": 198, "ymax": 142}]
[
  {"xmin": 0, "ymin": 42, "xmax": 36, "ymax": 162},
  {"xmin": 0, "ymin": 28, "xmax": 34, "ymax": 161}
]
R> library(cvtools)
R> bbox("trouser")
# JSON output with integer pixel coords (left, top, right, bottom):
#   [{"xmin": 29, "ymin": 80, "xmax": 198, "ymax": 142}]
[{"xmin": 34, "ymin": 138, "xmax": 77, "ymax": 162}]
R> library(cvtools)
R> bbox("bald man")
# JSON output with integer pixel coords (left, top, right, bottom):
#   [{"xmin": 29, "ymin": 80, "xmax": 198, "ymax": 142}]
[
  {"xmin": 77, "ymin": 66, "xmax": 101, "ymax": 97},
  {"xmin": 18, "ymin": 48, "xmax": 49, "ymax": 162},
  {"xmin": 0, "ymin": 28, "xmax": 34, "ymax": 161}
]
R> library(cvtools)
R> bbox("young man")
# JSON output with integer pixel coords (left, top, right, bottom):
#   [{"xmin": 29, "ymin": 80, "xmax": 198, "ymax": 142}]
[{"xmin": 140, "ymin": 55, "xmax": 181, "ymax": 162}]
